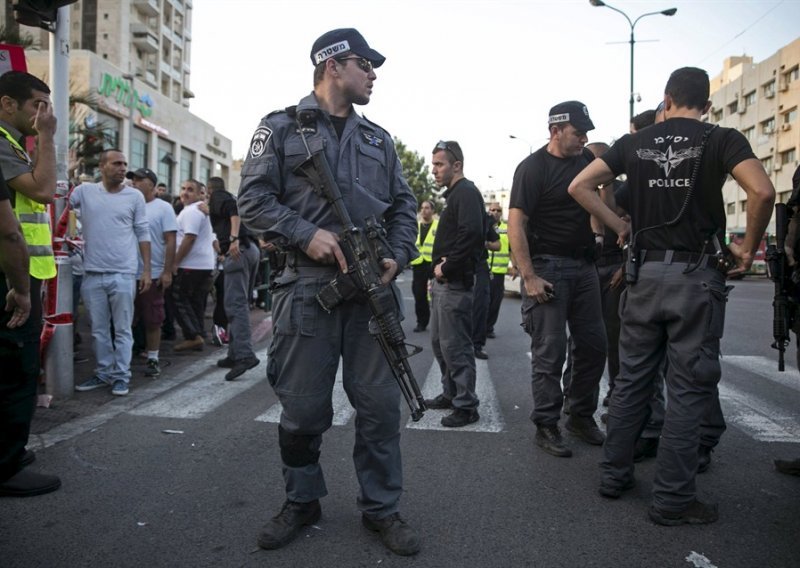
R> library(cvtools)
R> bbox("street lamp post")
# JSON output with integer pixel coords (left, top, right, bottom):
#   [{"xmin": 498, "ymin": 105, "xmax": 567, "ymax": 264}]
[
  {"xmin": 508, "ymin": 134, "xmax": 532, "ymax": 154},
  {"xmin": 589, "ymin": 0, "xmax": 677, "ymax": 122},
  {"xmin": 122, "ymin": 73, "xmax": 136, "ymax": 165}
]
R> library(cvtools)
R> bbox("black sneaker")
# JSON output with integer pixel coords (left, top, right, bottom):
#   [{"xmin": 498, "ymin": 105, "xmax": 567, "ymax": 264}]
[
  {"xmin": 602, "ymin": 391, "xmax": 612, "ymax": 407},
  {"xmin": 217, "ymin": 356, "xmax": 235, "ymax": 368},
  {"xmin": 20, "ymin": 449, "xmax": 36, "ymax": 468},
  {"xmin": 257, "ymin": 500, "xmax": 321, "ymax": 550},
  {"xmin": 225, "ymin": 356, "xmax": 260, "ymax": 381},
  {"xmin": 424, "ymin": 394, "xmax": 453, "ymax": 410},
  {"xmin": 362, "ymin": 513, "xmax": 420, "ymax": 556},
  {"xmin": 144, "ymin": 359, "xmax": 161, "ymax": 378},
  {"xmin": 599, "ymin": 476, "xmax": 636, "ymax": 499},
  {"xmin": 648, "ymin": 500, "xmax": 719, "ymax": 526},
  {"xmin": 441, "ymin": 408, "xmax": 479, "ymax": 428},
  {"xmin": 474, "ymin": 348, "xmax": 489, "ymax": 360},
  {"xmin": 634, "ymin": 437, "xmax": 659, "ymax": 463},
  {"xmin": 565, "ymin": 416, "xmax": 605, "ymax": 446},
  {"xmin": 486, "ymin": 330, "xmax": 496, "ymax": 339},
  {"xmin": 697, "ymin": 445, "xmax": 713, "ymax": 473},
  {"xmin": 774, "ymin": 457, "xmax": 800, "ymax": 476},
  {"xmin": 412, "ymin": 325, "xmax": 426, "ymax": 333},
  {"xmin": 535, "ymin": 425, "xmax": 572, "ymax": 457}
]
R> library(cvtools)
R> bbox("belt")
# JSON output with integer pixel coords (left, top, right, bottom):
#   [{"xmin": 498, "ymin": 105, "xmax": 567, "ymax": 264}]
[{"xmin": 640, "ymin": 250, "xmax": 723, "ymax": 272}]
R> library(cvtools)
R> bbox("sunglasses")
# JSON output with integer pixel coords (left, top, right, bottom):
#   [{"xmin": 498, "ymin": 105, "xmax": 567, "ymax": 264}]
[
  {"xmin": 335, "ymin": 57, "xmax": 373, "ymax": 73},
  {"xmin": 489, "ymin": 208, "xmax": 502, "ymax": 212},
  {"xmin": 435, "ymin": 140, "xmax": 461, "ymax": 162}
]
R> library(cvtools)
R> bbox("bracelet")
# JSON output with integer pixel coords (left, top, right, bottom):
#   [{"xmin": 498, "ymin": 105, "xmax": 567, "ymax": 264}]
[{"xmin": 230, "ymin": 236, "xmax": 239, "ymax": 242}]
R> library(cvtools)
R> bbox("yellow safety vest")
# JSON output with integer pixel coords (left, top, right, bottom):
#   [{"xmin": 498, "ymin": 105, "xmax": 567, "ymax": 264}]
[
  {"xmin": 0, "ymin": 126, "xmax": 56, "ymax": 279},
  {"xmin": 410, "ymin": 218, "xmax": 438, "ymax": 265},
  {"xmin": 489, "ymin": 221, "xmax": 510, "ymax": 275}
]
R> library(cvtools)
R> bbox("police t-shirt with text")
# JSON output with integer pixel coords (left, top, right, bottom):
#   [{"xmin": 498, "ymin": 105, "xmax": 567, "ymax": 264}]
[
  {"xmin": 601, "ymin": 118, "xmax": 755, "ymax": 252},
  {"xmin": 509, "ymin": 145, "xmax": 595, "ymax": 256}
]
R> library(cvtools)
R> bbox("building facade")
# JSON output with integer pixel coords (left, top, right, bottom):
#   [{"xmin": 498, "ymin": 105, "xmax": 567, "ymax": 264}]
[
  {"xmin": 1, "ymin": 0, "xmax": 232, "ymax": 194},
  {"xmin": 709, "ymin": 38, "xmax": 800, "ymax": 235}
]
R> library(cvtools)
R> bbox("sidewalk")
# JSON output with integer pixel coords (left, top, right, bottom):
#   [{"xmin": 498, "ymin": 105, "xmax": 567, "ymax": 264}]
[{"xmin": 30, "ymin": 305, "xmax": 273, "ymax": 438}]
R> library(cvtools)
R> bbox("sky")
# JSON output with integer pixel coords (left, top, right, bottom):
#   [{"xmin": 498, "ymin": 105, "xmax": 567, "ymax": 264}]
[{"xmin": 189, "ymin": 0, "xmax": 800, "ymax": 192}]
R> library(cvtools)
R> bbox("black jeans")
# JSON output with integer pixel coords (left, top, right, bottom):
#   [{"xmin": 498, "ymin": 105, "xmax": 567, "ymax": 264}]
[
  {"xmin": 411, "ymin": 262, "xmax": 432, "ymax": 329},
  {"xmin": 0, "ymin": 338, "xmax": 38, "ymax": 482},
  {"xmin": 173, "ymin": 269, "xmax": 213, "ymax": 340}
]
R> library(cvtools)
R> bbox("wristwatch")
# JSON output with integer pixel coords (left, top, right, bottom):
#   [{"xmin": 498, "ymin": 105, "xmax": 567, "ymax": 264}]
[{"xmin": 230, "ymin": 236, "xmax": 239, "ymax": 242}]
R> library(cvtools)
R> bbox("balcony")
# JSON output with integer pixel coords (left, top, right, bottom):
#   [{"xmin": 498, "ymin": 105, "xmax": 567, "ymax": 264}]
[
  {"xmin": 131, "ymin": 23, "xmax": 159, "ymax": 53},
  {"xmin": 133, "ymin": 0, "xmax": 160, "ymax": 17}
]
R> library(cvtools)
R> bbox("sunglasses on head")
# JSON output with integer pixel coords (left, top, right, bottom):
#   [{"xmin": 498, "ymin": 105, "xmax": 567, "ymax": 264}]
[
  {"xmin": 435, "ymin": 140, "xmax": 461, "ymax": 162},
  {"xmin": 335, "ymin": 56, "xmax": 373, "ymax": 73}
]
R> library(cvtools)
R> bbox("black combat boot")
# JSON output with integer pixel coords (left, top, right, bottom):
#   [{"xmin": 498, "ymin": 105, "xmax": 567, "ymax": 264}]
[
  {"xmin": 362, "ymin": 512, "xmax": 420, "ymax": 556},
  {"xmin": 257, "ymin": 500, "xmax": 321, "ymax": 550},
  {"xmin": 535, "ymin": 425, "xmax": 572, "ymax": 457}
]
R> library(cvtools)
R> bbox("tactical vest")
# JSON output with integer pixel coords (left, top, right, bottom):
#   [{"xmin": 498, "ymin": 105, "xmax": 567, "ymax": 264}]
[
  {"xmin": 489, "ymin": 221, "xmax": 510, "ymax": 275},
  {"xmin": 0, "ymin": 126, "xmax": 56, "ymax": 279},
  {"xmin": 410, "ymin": 218, "xmax": 438, "ymax": 265}
]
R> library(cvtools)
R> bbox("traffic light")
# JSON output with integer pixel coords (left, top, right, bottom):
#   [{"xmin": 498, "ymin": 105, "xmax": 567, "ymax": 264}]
[{"xmin": 13, "ymin": 0, "xmax": 78, "ymax": 32}]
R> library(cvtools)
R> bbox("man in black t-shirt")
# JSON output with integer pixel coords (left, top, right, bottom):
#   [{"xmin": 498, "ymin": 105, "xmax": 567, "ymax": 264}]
[
  {"xmin": 570, "ymin": 67, "xmax": 775, "ymax": 525},
  {"xmin": 508, "ymin": 101, "xmax": 608, "ymax": 458},
  {"xmin": 0, "ymin": 169, "xmax": 61, "ymax": 497},
  {"xmin": 426, "ymin": 140, "xmax": 486, "ymax": 428}
]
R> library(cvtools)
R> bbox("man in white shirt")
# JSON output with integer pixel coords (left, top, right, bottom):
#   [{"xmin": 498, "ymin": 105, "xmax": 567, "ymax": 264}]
[{"xmin": 173, "ymin": 179, "xmax": 215, "ymax": 352}]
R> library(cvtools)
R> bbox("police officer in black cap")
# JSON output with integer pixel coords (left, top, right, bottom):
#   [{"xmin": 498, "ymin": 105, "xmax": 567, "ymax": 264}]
[
  {"xmin": 238, "ymin": 28, "xmax": 419, "ymax": 555},
  {"xmin": 507, "ymin": 101, "xmax": 608, "ymax": 458}
]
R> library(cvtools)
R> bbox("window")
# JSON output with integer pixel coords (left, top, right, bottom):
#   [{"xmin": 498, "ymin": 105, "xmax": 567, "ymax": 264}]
[
  {"xmin": 199, "ymin": 156, "xmax": 212, "ymax": 184},
  {"xmin": 728, "ymin": 100, "xmax": 738, "ymax": 114},
  {"xmin": 763, "ymin": 80, "xmax": 776, "ymax": 97},
  {"xmin": 742, "ymin": 126, "xmax": 755, "ymax": 141},
  {"xmin": 712, "ymin": 109, "xmax": 723, "ymax": 122},
  {"xmin": 785, "ymin": 108, "xmax": 798, "ymax": 124},
  {"xmin": 781, "ymin": 148, "xmax": 796, "ymax": 165},
  {"xmin": 787, "ymin": 66, "xmax": 800, "ymax": 83},
  {"xmin": 761, "ymin": 117, "xmax": 776, "ymax": 134},
  {"xmin": 157, "ymin": 138, "xmax": 174, "ymax": 193},
  {"xmin": 726, "ymin": 202, "xmax": 736, "ymax": 215},
  {"xmin": 761, "ymin": 155, "xmax": 773, "ymax": 172},
  {"xmin": 744, "ymin": 91, "xmax": 756, "ymax": 107},
  {"xmin": 131, "ymin": 127, "xmax": 149, "ymax": 170},
  {"xmin": 180, "ymin": 147, "xmax": 194, "ymax": 182},
  {"xmin": 740, "ymin": 199, "xmax": 748, "ymax": 212}
]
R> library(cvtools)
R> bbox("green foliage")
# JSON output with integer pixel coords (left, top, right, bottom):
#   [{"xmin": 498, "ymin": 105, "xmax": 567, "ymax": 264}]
[
  {"xmin": 394, "ymin": 138, "xmax": 442, "ymax": 212},
  {"xmin": 0, "ymin": 24, "xmax": 39, "ymax": 50}
]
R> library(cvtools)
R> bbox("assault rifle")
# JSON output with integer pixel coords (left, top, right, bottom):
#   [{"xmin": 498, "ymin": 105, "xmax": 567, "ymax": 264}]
[
  {"xmin": 292, "ymin": 113, "xmax": 426, "ymax": 420},
  {"xmin": 766, "ymin": 202, "xmax": 798, "ymax": 371}
]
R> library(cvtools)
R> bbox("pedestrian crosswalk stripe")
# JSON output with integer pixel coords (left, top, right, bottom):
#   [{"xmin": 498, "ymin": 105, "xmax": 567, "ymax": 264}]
[
  {"xmin": 722, "ymin": 355, "xmax": 799, "ymax": 393},
  {"xmin": 406, "ymin": 359, "xmax": 504, "ymax": 433},
  {"xmin": 254, "ymin": 360, "xmax": 355, "ymax": 426},
  {"xmin": 130, "ymin": 351, "xmax": 269, "ymax": 419},
  {"xmin": 718, "ymin": 382, "xmax": 800, "ymax": 443}
]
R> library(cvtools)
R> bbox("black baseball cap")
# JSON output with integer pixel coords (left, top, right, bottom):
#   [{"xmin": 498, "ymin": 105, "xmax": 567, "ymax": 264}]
[
  {"xmin": 126, "ymin": 167, "xmax": 157, "ymax": 185},
  {"xmin": 310, "ymin": 28, "xmax": 385, "ymax": 68},
  {"xmin": 548, "ymin": 101, "xmax": 595, "ymax": 132}
]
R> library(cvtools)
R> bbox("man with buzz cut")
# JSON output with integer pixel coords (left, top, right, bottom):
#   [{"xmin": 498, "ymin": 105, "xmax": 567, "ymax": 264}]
[
  {"xmin": 569, "ymin": 67, "xmax": 774, "ymax": 524},
  {"xmin": 507, "ymin": 101, "xmax": 608, "ymax": 458}
]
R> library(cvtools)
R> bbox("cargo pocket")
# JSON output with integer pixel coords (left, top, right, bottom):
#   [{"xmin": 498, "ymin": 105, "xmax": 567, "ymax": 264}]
[
  {"xmin": 355, "ymin": 142, "xmax": 388, "ymax": 199},
  {"xmin": 691, "ymin": 279, "xmax": 730, "ymax": 384}
]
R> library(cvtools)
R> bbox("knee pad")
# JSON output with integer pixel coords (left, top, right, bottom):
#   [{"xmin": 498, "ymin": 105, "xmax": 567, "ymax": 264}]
[{"xmin": 278, "ymin": 425, "xmax": 321, "ymax": 468}]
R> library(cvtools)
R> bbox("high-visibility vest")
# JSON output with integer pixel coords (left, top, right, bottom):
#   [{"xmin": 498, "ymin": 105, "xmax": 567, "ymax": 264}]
[
  {"xmin": 410, "ymin": 218, "xmax": 438, "ymax": 265},
  {"xmin": 0, "ymin": 126, "xmax": 56, "ymax": 279},
  {"xmin": 489, "ymin": 221, "xmax": 510, "ymax": 275}
]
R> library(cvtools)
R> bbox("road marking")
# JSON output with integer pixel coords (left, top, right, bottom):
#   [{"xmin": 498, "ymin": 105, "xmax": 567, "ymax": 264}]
[
  {"xmin": 718, "ymin": 381, "xmax": 800, "ymax": 443},
  {"xmin": 130, "ymin": 352, "xmax": 268, "ymax": 418},
  {"xmin": 406, "ymin": 359, "xmax": 504, "ymax": 432},
  {"xmin": 722, "ymin": 355, "xmax": 800, "ymax": 393},
  {"xmin": 254, "ymin": 359, "xmax": 355, "ymax": 426},
  {"xmin": 28, "ymin": 347, "xmax": 253, "ymax": 450}
]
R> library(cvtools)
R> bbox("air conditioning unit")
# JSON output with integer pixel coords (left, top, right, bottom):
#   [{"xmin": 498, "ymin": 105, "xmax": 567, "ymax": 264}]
[
  {"xmin": 779, "ymin": 81, "xmax": 789, "ymax": 92},
  {"xmin": 774, "ymin": 162, "xmax": 783, "ymax": 171},
  {"xmin": 764, "ymin": 127, "xmax": 775, "ymax": 135},
  {"xmin": 781, "ymin": 123, "xmax": 792, "ymax": 132},
  {"xmin": 737, "ymin": 106, "xmax": 746, "ymax": 114},
  {"xmin": 765, "ymin": 90, "xmax": 775, "ymax": 98}
]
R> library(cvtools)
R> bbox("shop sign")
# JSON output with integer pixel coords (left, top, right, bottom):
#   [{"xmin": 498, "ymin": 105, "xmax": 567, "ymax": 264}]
[{"xmin": 97, "ymin": 72, "xmax": 154, "ymax": 118}]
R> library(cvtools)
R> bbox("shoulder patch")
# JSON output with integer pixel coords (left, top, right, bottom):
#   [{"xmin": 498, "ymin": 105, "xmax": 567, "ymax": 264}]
[
  {"xmin": 249, "ymin": 126, "xmax": 272, "ymax": 158},
  {"xmin": 266, "ymin": 109, "xmax": 287, "ymax": 118}
]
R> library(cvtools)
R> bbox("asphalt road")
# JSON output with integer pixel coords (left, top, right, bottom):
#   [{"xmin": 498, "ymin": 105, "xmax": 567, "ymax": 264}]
[{"xmin": 2, "ymin": 275, "xmax": 799, "ymax": 568}]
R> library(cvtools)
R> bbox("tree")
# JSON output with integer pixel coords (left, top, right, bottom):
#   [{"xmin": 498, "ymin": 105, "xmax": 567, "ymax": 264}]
[{"xmin": 394, "ymin": 138, "xmax": 442, "ymax": 211}]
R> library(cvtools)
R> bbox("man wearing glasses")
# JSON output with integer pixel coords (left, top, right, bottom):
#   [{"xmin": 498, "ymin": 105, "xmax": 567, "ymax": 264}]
[
  {"xmin": 507, "ymin": 102, "xmax": 608, "ymax": 458},
  {"xmin": 426, "ymin": 140, "xmax": 486, "ymax": 427},
  {"xmin": 237, "ymin": 29, "xmax": 419, "ymax": 556}
]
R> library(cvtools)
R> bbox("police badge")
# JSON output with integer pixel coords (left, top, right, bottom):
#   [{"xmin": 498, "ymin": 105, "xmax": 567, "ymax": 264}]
[{"xmin": 249, "ymin": 126, "xmax": 272, "ymax": 158}]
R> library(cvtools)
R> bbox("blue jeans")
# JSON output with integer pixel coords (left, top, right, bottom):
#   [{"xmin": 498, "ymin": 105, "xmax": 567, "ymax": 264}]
[{"xmin": 81, "ymin": 272, "xmax": 136, "ymax": 384}]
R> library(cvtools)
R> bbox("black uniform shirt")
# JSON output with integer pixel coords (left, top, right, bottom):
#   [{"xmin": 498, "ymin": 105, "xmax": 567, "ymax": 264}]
[
  {"xmin": 602, "ymin": 118, "xmax": 754, "ymax": 251},
  {"xmin": 509, "ymin": 145, "xmax": 595, "ymax": 256},
  {"xmin": 431, "ymin": 177, "xmax": 485, "ymax": 281}
]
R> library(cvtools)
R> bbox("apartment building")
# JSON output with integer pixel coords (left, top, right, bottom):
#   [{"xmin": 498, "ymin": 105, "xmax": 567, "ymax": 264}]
[
  {"xmin": 1, "ymin": 0, "xmax": 232, "ymax": 193},
  {"xmin": 709, "ymin": 37, "xmax": 800, "ymax": 235}
]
